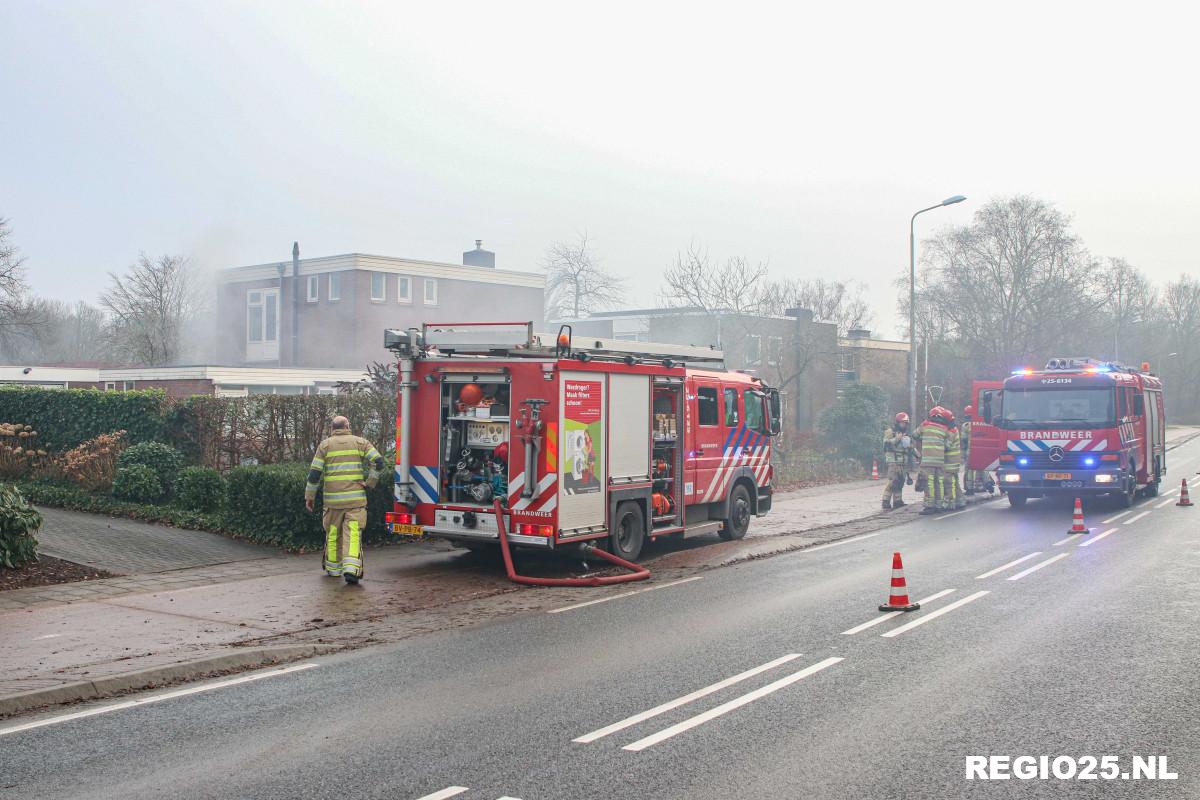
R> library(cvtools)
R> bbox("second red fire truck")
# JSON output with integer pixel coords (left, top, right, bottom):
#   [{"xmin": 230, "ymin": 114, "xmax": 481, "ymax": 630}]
[
  {"xmin": 985, "ymin": 357, "xmax": 1167, "ymax": 508},
  {"xmin": 383, "ymin": 322, "xmax": 781, "ymax": 560}
]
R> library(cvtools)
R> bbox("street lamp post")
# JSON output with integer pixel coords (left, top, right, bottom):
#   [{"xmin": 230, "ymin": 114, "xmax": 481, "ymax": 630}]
[{"xmin": 909, "ymin": 195, "xmax": 966, "ymax": 420}]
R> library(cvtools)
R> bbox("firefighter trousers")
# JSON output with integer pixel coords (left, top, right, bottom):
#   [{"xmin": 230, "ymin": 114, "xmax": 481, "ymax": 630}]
[
  {"xmin": 882, "ymin": 464, "xmax": 907, "ymax": 502},
  {"xmin": 322, "ymin": 506, "xmax": 367, "ymax": 577},
  {"xmin": 943, "ymin": 467, "xmax": 965, "ymax": 509},
  {"xmin": 922, "ymin": 466, "xmax": 945, "ymax": 509}
]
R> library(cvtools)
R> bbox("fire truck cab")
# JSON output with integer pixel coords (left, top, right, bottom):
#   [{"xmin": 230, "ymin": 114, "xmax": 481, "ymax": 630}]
[
  {"xmin": 383, "ymin": 323, "xmax": 782, "ymax": 560},
  {"xmin": 993, "ymin": 357, "xmax": 1166, "ymax": 508}
]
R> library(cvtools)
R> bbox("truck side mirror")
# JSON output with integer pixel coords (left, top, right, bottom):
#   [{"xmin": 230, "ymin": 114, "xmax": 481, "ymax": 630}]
[{"xmin": 767, "ymin": 388, "xmax": 782, "ymax": 436}]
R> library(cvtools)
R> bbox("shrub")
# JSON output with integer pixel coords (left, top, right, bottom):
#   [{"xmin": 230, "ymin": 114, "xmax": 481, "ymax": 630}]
[
  {"xmin": 62, "ymin": 431, "xmax": 127, "ymax": 492},
  {"xmin": 17, "ymin": 481, "xmax": 221, "ymax": 531},
  {"xmin": 175, "ymin": 466, "xmax": 224, "ymax": 512},
  {"xmin": 0, "ymin": 423, "xmax": 49, "ymax": 479},
  {"xmin": 223, "ymin": 462, "xmax": 394, "ymax": 549},
  {"xmin": 818, "ymin": 383, "xmax": 890, "ymax": 468},
  {"xmin": 0, "ymin": 387, "xmax": 165, "ymax": 451},
  {"xmin": 119, "ymin": 442, "xmax": 184, "ymax": 496},
  {"xmin": 112, "ymin": 464, "xmax": 164, "ymax": 504},
  {"xmin": 0, "ymin": 483, "xmax": 42, "ymax": 568}
]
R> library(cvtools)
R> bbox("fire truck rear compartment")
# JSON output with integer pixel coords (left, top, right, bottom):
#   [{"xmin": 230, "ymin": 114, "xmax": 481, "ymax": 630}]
[{"xmin": 439, "ymin": 375, "xmax": 511, "ymax": 509}]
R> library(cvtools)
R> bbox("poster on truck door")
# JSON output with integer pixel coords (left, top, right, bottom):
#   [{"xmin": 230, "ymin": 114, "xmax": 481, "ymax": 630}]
[{"xmin": 563, "ymin": 377, "xmax": 603, "ymax": 494}]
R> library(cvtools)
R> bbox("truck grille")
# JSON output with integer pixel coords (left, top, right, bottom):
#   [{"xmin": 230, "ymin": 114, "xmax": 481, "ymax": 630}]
[{"xmin": 1008, "ymin": 452, "xmax": 1104, "ymax": 469}]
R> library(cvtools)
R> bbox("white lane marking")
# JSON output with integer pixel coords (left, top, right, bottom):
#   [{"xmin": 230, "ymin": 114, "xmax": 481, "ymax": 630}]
[
  {"xmin": 840, "ymin": 589, "xmax": 956, "ymax": 635},
  {"xmin": 1102, "ymin": 510, "xmax": 1134, "ymax": 524},
  {"xmin": 1124, "ymin": 511, "xmax": 1152, "ymax": 525},
  {"xmin": 622, "ymin": 657, "xmax": 843, "ymax": 752},
  {"xmin": 1156, "ymin": 497, "xmax": 1179, "ymax": 508},
  {"xmin": 496, "ymin": 797, "xmax": 523, "ymax": 800},
  {"xmin": 34, "ymin": 634, "xmax": 63, "ymax": 640},
  {"xmin": 1052, "ymin": 535, "xmax": 1078, "ymax": 546},
  {"xmin": 1078, "ymin": 528, "xmax": 1119, "ymax": 548},
  {"xmin": 934, "ymin": 507, "xmax": 978, "ymax": 520},
  {"xmin": 880, "ymin": 591, "xmax": 990, "ymax": 637},
  {"xmin": 547, "ymin": 577, "xmax": 703, "ymax": 614},
  {"xmin": 799, "ymin": 533, "xmax": 881, "ymax": 553},
  {"xmin": 0, "ymin": 662, "xmax": 320, "ymax": 738},
  {"xmin": 574, "ymin": 653, "xmax": 801, "ymax": 743},
  {"xmin": 414, "ymin": 789, "xmax": 470, "ymax": 800},
  {"xmin": 975, "ymin": 552, "xmax": 1043, "ymax": 580},
  {"xmin": 1006, "ymin": 553, "xmax": 1070, "ymax": 581}
]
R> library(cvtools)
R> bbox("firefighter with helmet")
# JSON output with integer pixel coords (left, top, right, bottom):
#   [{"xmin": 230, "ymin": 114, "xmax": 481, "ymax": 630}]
[
  {"xmin": 917, "ymin": 406, "xmax": 950, "ymax": 514},
  {"xmin": 961, "ymin": 404, "xmax": 977, "ymax": 494},
  {"xmin": 304, "ymin": 416, "xmax": 386, "ymax": 584},
  {"xmin": 943, "ymin": 408, "xmax": 965, "ymax": 510},
  {"xmin": 881, "ymin": 412, "xmax": 913, "ymax": 509}
]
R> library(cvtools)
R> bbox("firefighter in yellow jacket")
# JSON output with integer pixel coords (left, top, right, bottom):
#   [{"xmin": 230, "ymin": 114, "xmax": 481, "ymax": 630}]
[
  {"xmin": 943, "ymin": 409, "xmax": 966, "ymax": 510},
  {"xmin": 917, "ymin": 407, "xmax": 950, "ymax": 515},
  {"xmin": 304, "ymin": 416, "xmax": 385, "ymax": 584},
  {"xmin": 881, "ymin": 412, "xmax": 913, "ymax": 510}
]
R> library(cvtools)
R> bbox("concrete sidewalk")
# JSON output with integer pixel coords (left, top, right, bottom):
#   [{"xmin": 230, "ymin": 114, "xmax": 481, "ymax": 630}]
[{"xmin": 4, "ymin": 424, "xmax": 1197, "ymax": 716}]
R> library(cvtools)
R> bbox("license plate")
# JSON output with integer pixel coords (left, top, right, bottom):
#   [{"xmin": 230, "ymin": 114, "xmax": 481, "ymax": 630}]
[
  {"xmin": 1044, "ymin": 472, "xmax": 1072, "ymax": 480},
  {"xmin": 392, "ymin": 523, "xmax": 423, "ymax": 536}
]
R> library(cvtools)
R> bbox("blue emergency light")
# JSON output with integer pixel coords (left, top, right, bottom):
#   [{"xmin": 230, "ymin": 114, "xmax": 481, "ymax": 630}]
[
  {"xmin": 1083, "ymin": 456, "xmax": 1096, "ymax": 467},
  {"xmin": 1018, "ymin": 457, "xmax": 1030, "ymax": 467}
]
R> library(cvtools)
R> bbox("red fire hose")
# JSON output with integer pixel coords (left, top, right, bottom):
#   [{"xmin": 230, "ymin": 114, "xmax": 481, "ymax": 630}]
[{"xmin": 492, "ymin": 499, "xmax": 650, "ymax": 586}]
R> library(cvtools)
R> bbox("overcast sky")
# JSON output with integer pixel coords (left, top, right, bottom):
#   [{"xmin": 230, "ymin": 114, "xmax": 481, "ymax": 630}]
[{"xmin": 2, "ymin": 1, "xmax": 1197, "ymax": 337}]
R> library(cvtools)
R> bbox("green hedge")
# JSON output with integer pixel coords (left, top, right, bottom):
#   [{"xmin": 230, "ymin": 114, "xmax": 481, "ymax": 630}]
[
  {"xmin": 16, "ymin": 482, "xmax": 222, "ymax": 533},
  {"xmin": 0, "ymin": 387, "xmax": 165, "ymax": 451},
  {"xmin": 175, "ymin": 466, "xmax": 224, "ymax": 513},
  {"xmin": 0, "ymin": 484, "xmax": 41, "ymax": 568},
  {"xmin": 119, "ymin": 442, "xmax": 184, "ymax": 497},
  {"xmin": 112, "ymin": 464, "xmax": 164, "ymax": 504}
]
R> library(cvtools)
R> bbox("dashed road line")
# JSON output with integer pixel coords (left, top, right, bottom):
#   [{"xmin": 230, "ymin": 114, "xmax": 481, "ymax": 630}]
[
  {"xmin": 799, "ymin": 532, "xmax": 882, "ymax": 553},
  {"xmin": 574, "ymin": 653, "xmax": 801, "ymax": 743},
  {"xmin": 547, "ymin": 577, "xmax": 704, "ymax": 614},
  {"xmin": 1007, "ymin": 553, "xmax": 1069, "ymax": 581},
  {"xmin": 1052, "ymin": 535, "xmax": 1078, "ymax": 546},
  {"xmin": 934, "ymin": 507, "xmax": 979, "ymax": 520},
  {"xmin": 975, "ymin": 552, "xmax": 1043, "ymax": 580},
  {"xmin": 414, "ymin": 789, "xmax": 469, "ymax": 800},
  {"xmin": 840, "ymin": 589, "xmax": 956, "ymax": 635},
  {"xmin": 1102, "ymin": 510, "xmax": 1134, "ymax": 524},
  {"xmin": 1123, "ymin": 511, "xmax": 1152, "ymax": 525},
  {"xmin": 880, "ymin": 591, "xmax": 990, "ymax": 638},
  {"xmin": 622, "ymin": 657, "xmax": 843, "ymax": 751},
  {"xmin": 0, "ymin": 662, "xmax": 320, "ymax": 738},
  {"xmin": 1077, "ymin": 528, "xmax": 1119, "ymax": 547},
  {"xmin": 1156, "ymin": 497, "xmax": 1179, "ymax": 508}
]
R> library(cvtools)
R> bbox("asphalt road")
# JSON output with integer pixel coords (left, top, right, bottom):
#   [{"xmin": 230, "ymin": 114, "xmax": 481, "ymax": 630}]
[{"xmin": 5, "ymin": 439, "xmax": 1200, "ymax": 800}]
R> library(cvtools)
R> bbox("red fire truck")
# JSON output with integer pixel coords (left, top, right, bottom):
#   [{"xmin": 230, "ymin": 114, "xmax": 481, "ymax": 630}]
[
  {"xmin": 990, "ymin": 358, "xmax": 1166, "ymax": 508},
  {"xmin": 382, "ymin": 322, "xmax": 782, "ymax": 560}
]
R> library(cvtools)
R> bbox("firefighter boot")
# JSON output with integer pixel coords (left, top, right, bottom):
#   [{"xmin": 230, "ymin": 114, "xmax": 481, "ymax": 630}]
[{"xmin": 893, "ymin": 499, "xmax": 906, "ymax": 508}]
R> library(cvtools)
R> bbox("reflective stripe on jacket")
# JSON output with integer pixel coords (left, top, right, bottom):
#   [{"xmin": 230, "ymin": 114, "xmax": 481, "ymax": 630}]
[
  {"xmin": 882, "ymin": 427, "xmax": 910, "ymax": 465},
  {"xmin": 305, "ymin": 433, "xmax": 385, "ymax": 509},
  {"xmin": 919, "ymin": 421, "xmax": 947, "ymax": 466},
  {"xmin": 944, "ymin": 425, "xmax": 962, "ymax": 467}
]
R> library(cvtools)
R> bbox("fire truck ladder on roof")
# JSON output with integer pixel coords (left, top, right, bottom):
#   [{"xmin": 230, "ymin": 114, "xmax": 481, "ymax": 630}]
[{"xmin": 404, "ymin": 322, "xmax": 726, "ymax": 368}]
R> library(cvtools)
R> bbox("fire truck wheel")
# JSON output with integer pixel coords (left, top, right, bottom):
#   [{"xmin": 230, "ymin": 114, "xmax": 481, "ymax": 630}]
[
  {"xmin": 609, "ymin": 501, "xmax": 646, "ymax": 562},
  {"xmin": 719, "ymin": 484, "xmax": 752, "ymax": 540},
  {"xmin": 1007, "ymin": 491, "xmax": 1027, "ymax": 508},
  {"xmin": 1114, "ymin": 480, "xmax": 1135, "ymax": 508}
]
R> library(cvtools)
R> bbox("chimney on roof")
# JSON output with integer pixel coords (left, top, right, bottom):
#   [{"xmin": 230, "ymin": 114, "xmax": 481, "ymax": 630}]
[{"xmin": 463, "ymin": 239, "xmax": 495, "ymax": 268}]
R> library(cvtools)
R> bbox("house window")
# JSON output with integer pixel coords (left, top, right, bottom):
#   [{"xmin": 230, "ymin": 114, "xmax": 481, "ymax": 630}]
[
  {"xmin": 306, "ymin": 275, "xmax": 319, "ymax": 302},
  {"xmin": 746, "ymin": 335, "xmax": 762, "ymax": 366},
  {"xmin": 424, "ymin": 278, "xmax": 438, "ymax": 305},
  {"xmin": 724, "ymin": 387, "xmax": 739, "ymax": 426},
  {"xmin": 697, "ymin": 387, "xmax": 719, "ymax": 426},
  {"xmin": 767, "ymin": 336, "xmax": 783, "ymax": 366},
  {"xmin": 328, "ymin": 273, "xmax": 341, "ymax": 302},
  {"xmin": 247, "ymin": 289, "xmax": 279, "ymax": 344},
  {"xmin": 396, "ymin": 276, "xmax": 412, "ymax": 303},
  {"xmin": 370, "ymin": 272, "xmax": 386, "ymax": 302},
  {"xmin": 123, "ymin": 381, "xmax": 135, "ymax": 391},
  {"xmin": 104, "ymin": 382, "xmax": 116, "ymax": 391}
]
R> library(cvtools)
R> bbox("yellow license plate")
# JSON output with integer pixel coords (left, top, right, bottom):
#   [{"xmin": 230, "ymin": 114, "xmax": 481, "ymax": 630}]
[
  {"xmin": 1044, "ymin": 472, "xmax": 1072, "ymax": 480},
  {"xmin": 393, "ymin": 523, "xmax": 423, "ymax": 536}
]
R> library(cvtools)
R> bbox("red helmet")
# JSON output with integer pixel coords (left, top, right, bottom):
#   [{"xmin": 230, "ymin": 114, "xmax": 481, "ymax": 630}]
[
  {"xmin": 894, "ymin": 412, "xmax": 909, "ymax": 423},
  {"xmin": 964, "ymin": 404, "xmax": 975, "ymax": 420},
  {"xmin": 930, "ymin": 406, "xmax": 949, "ymax": 420}
]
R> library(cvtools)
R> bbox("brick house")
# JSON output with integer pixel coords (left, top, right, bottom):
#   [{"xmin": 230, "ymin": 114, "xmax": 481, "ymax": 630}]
[{"xmin": 214, "ymin": 243, "xmax": 545, "ymax": 370}]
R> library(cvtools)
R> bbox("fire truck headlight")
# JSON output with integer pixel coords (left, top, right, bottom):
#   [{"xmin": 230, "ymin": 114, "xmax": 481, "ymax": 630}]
[
  {"xmin": 1003, "ymin": 474, "xmax": 1021, "ymax": 483},
  {"xmin": 1094, "ymin": 474, "xmax": 1115, "ymax": 483}
]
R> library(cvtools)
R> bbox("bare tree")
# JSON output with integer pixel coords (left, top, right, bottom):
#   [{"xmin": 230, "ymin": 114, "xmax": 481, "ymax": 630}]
[
  {"xmin": 100, "ymin": 253, "xmax": 206, "ymax": 365},
  {"xmin": 543, "ymin": 233, "xmax": 625, "ymax": 319},
  {"xmin": 760, "ymin": 277, "xmax": 873, "ymax": 336},
  {"xmin": 5, "ymin": 299, "xmax": 110, "ymax": 363},
  {"xmin": 0, "ymin": 218, "xmax": 36, "ymax": 355},
  {"xmin": 1100, "ymin": 257, "xmax": 1156, "ymax": 361},
  {"xmin": 661, "ymin": 242, "xmax": 770, "ymax": 315}
]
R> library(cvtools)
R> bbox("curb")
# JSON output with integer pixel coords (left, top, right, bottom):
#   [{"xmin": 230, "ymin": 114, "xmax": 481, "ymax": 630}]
[{"xmin": 0, "ymin": 643, "xmax": 337, "ymax": 719}]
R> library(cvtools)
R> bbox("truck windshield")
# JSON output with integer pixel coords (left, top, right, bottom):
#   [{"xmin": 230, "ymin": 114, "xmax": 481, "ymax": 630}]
[{"xmin": 1001, "ymin": 387, "xmax": 1115, "ymax": 428}]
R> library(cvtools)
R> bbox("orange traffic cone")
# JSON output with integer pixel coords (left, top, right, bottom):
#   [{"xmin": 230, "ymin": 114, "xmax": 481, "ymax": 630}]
[
  {"xmin": 879, "ymin": 552, "xmax": 920, "ymax": 612},
  {"xmin": 1067, "ymin": 497, "xmax": 1089, "ymax": 534},
  {"xmin": 1177, "ymin": 479, "xmax": 1193, "ymax": 507},
  {"xmin": 871, "ymin": 460, "xmax": 880, "ymax": 480}
]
